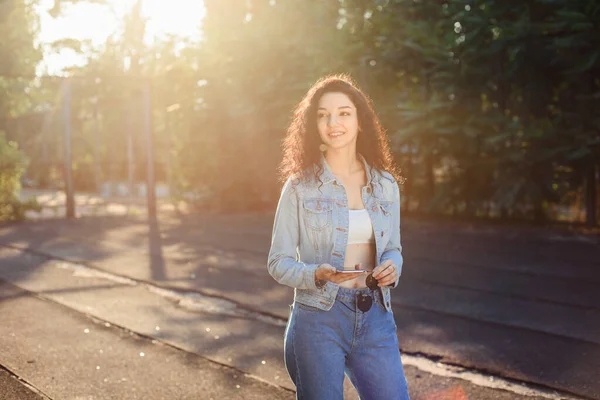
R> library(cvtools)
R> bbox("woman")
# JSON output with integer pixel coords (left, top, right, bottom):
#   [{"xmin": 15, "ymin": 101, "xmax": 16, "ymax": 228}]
[{"xmin": 267, "ymin": 75, "xmax": 410, "ymax": 400}]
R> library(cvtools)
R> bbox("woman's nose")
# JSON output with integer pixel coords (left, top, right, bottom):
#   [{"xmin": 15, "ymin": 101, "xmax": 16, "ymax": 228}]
[{"xmin": 327, "ymin": 115, "xmax": 339, "ymax": 126}]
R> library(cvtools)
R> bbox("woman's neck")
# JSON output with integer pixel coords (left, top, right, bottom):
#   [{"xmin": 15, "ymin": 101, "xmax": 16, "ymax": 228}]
[{"xmin": 325, "ymin": 148, "xmax": 362, "ymax": 178}]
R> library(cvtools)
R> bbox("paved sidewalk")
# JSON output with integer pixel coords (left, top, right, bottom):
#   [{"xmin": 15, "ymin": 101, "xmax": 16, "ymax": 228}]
[
  {"xmin": 0, "ymin": 368, "xmax": 43, "ymax": 400},
  {"xmin": 1, "ymin": 211, "xmax": 598, "ymax": 398},
  {"xmin": 0, "ymin": 280, "xmax": 292, "ymax": 400}
]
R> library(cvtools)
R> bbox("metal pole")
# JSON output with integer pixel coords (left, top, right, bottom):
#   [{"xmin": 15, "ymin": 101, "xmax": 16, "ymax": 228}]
[
  {"xmin": 166, "ymin": 108, "xmax": 173, "ymax": 201},
  {"xmin": 62, "ymin": 78, "xmax": 75, "ymax": 219},
  {"xmin": 144, "ymin": 81, "xmax": 156, "ymax": 218},
  {"xmin": 41, "ymin": 112, "xmax": 48, "ymax": 163},
  {"xmin": 93, "ymin": 100, "xmax": 102, "ymax": 194},
  {"xmin": 127, "ymin": 101, "xmax": 135, "ymax": 206},
  {"xmin": 164, "ymin": 102, "xmax": 180, "ymax": 202}
]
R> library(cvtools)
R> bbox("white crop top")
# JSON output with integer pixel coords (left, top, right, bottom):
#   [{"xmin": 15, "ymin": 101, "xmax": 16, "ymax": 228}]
[{"xmin": 347, "ymin": 209, "xmax": 375, "ymax": 244}]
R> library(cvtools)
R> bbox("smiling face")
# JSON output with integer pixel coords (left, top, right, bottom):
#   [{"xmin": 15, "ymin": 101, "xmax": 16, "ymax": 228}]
[{"xmin": 316, "ymin": 92, "xmax": 359, "ymax": 152}]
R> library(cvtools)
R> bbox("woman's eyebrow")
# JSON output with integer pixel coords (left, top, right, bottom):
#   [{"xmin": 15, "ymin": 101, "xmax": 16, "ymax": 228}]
[{"xmin": 318, "ymin": 105, "xmax": 353, "ymax": 111}]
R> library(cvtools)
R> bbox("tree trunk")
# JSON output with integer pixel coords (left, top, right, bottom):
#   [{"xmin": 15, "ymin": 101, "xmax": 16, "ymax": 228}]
[
  {"xmin": 402, "ymin": 150, "xmax": 412, "ymax": 214},
  {"xmin": 423, "ymin": 75, "xmax": 435, "ymax": 212},
  {"xmin": 585, "ymin": 162, "xmax": 597, "ymax": 227},
  {"xmin": 532, "ymin": 166, "xmax": 546, "ymax": 223}
]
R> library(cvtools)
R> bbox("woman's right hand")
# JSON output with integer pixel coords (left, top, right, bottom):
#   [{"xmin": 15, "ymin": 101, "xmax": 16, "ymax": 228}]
[{"xmin": 315, "ymin": 263, "xmax": 367, "ymax": 284}]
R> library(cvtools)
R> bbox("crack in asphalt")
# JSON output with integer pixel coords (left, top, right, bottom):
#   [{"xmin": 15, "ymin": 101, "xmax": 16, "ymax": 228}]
[{"xmin": 0, "ymin": 363, "xmax": 53, "ymax": 400}]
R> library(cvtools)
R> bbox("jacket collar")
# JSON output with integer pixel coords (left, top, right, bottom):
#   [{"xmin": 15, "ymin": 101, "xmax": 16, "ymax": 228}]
[{"xmin": 317, "ymin": 152, "xmax": 376, "ymax": 185}]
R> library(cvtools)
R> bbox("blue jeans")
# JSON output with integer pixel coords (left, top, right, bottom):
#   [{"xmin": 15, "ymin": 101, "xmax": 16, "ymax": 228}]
[{"xmin": 284, "ymin": 286, "xmax": 410, "ymax": 400}]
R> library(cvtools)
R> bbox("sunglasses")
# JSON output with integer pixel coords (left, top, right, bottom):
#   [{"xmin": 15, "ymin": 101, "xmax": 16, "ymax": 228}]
[
  {"xmin": 357, "ymin": 292, "xmax": 373, "ymax": 312},
  {"xmin": 366, "ymin": 273, "xmax": 379, "ymax": 290},
  {"xmin": 355, "ymin": 273, "xmax": 378, "ymax": 312}
]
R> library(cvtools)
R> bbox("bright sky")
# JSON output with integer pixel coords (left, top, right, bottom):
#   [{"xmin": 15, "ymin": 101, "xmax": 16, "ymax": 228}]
[{"xmin": 37, "ymin": 0, "xmax": 205, "ymax": 75}]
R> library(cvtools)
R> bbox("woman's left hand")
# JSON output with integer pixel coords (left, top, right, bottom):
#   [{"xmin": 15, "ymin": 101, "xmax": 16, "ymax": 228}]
[{"xmin": 372, "ymin": 260, "xmax": 397, "ymax": 287}]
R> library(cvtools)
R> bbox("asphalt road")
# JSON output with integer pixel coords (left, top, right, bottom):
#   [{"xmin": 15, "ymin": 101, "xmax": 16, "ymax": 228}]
[
  {"xmin": 1, "ymin": 207, "xmax": 598, "ymax": 399},
  {"xmin": 0, "ymin": 257, "xmax": 561, "ymax": 400}
]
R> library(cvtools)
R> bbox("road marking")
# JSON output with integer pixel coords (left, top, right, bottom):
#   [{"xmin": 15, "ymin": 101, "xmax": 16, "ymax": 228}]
[{"xmin": 402, "ymin": 355, "xmax": 582, "ymax": 400}]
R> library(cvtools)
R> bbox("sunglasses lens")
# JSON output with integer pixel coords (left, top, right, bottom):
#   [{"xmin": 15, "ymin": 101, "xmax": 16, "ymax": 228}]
[
  {"xmin": 357, "ymin": 294, "xmax": 373, "ymax": 312},
  {"xmin": 366, "ymin": 273, "xmax": 378, "ymax": 290}
]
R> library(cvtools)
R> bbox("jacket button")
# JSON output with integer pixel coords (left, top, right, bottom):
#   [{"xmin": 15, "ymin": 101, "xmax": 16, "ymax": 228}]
[
  {"xmin": 372, "ymin": 206, "xmax": 377, "ymax": 212},
  {"xmin": 366, "ymin": 187, "xmax": 371, "ymax": 193}
]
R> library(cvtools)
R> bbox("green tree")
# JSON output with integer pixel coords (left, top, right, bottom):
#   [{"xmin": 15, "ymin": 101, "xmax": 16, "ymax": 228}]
[
  {"xmin": 350, "ymin": 0, "xmax": 599, "ymax": 225},
  {"xmin": 199, "ymin": 0, "xmax": 348, "ymax": 210},
  {"xmin": 0, "ymin": 0, "xmax": 43, "ymax": 220},
  {"xmin": 0, "ymin": 134, "xmax": 40, "ymax": 221}
]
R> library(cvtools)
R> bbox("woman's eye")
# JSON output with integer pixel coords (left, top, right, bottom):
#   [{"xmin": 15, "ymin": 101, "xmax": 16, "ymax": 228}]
[
  {"xmin": 340, "ymin": 111, "xmax": 350, "ymax": 117},
  {"xmin": 317, "ymin": 113, "xmax": 327, "ymax": 119}
]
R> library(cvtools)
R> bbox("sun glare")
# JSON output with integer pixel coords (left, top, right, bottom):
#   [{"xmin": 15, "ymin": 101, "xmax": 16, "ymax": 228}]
[{"xmin": 38, "ymin": 0, "xmax": 205, "ymax": 74}]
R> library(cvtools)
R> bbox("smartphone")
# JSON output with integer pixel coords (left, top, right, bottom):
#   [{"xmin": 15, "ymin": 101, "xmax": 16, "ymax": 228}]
[{"xmin": 338, "ymin": 270, "xmax": 367, "ymax": 273}]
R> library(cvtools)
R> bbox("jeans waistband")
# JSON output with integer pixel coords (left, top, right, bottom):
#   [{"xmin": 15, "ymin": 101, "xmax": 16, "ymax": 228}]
[{"xmin": 336, "ymin": 286, "xmax": 381, "ymax": 303}]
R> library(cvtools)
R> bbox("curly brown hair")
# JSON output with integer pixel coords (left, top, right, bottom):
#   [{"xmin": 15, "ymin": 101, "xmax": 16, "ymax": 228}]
[{"xmin": 279, "ymin": 74, "xmax": 400, "ymax": 184}]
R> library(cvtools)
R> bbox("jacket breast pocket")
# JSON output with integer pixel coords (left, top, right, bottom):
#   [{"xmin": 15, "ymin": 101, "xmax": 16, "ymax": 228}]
[{"xmin": 302, "ymin": 199, "xmax": 333, "ymax": 231}]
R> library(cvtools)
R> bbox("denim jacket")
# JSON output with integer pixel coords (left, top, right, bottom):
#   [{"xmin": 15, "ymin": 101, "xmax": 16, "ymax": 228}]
[{"xmin": 267, "ymin": 154, "xmax": 403, "ymax": 312}]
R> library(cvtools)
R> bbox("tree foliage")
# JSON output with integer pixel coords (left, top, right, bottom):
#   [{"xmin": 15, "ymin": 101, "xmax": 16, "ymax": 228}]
[
  {"xmin": 0, "ymin": 0, "xmax": 42, "ymax": 221},
  {"xmin": 2, "ymin": 0, "xmax": 599, "ymax": 224}
]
